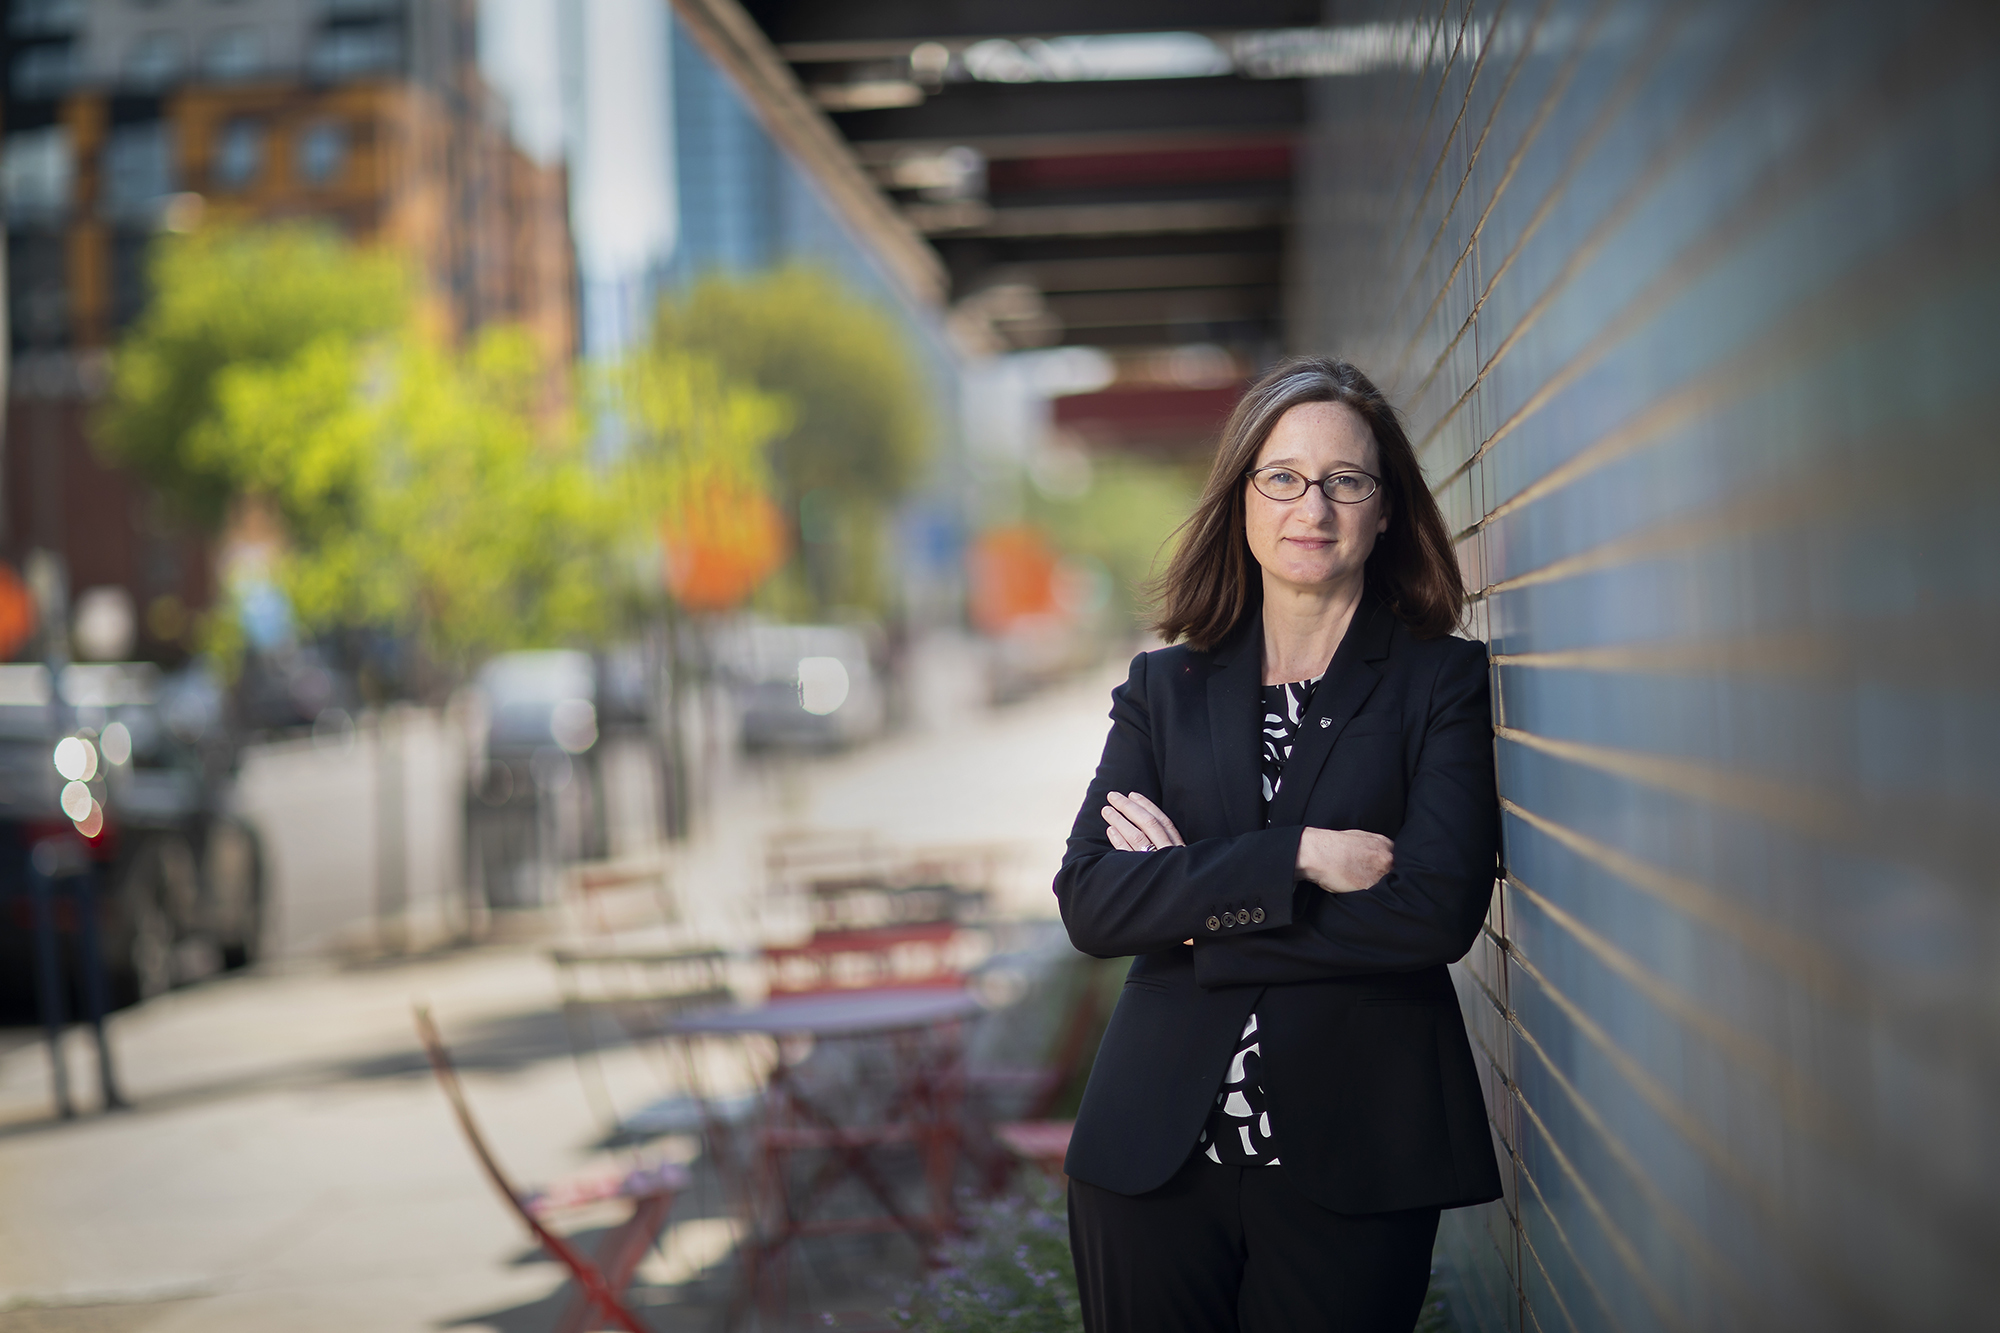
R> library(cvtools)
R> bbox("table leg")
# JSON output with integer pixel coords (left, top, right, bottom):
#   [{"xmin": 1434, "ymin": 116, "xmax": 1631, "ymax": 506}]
[{"xmin": 921, "ymin": 1022, "xmax": 968, "ymax": 1242}]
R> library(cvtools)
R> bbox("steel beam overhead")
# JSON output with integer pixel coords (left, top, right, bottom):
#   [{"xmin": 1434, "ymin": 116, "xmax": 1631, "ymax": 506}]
[
  {"xmin": 718, "ymin": 0, "xmax": 1307, "ymax": 357},
  {"xmin": 829, "ymin": 79, "xmax": 1305, "ymax": 150},
  {"xmin": 746, "ymin": 0, "xmax": 1321, "ymax": 48}
]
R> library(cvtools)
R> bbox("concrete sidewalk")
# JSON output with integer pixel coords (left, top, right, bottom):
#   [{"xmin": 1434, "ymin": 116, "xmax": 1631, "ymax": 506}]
[
  {"xmin": 0, "ymin": 946, "xmax": 712, "ymax": 1332},
  {"xmin": 0, "ymin": 662, "xmax": 1124, "ymax": 1332}
]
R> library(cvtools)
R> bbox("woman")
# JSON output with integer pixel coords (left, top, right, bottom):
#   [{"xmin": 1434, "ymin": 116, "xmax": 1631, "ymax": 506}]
[{"xmin": 1055, "ymin": 357, "xmax": 1502, "ymax": 1332}]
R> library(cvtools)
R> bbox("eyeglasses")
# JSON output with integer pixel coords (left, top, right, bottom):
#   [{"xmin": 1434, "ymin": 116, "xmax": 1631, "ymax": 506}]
[{"xmin": 1244, "ymin": 466, "xmax": 1381, "ymax": 504}]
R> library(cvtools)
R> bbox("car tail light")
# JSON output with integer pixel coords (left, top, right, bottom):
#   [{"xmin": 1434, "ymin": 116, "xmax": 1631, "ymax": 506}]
[{"xmin": 21, "ymin": 814, "xmax": 119, "ymax": 864}]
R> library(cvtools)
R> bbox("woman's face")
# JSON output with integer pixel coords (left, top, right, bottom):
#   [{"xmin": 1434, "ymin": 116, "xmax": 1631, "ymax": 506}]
[{"xmin": 1243, "ymin": 401, "xmax": 1390, "ymax": 597}]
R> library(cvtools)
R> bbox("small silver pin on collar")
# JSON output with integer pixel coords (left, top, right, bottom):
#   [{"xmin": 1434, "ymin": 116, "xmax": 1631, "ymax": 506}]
[{"xmin": 1319, "ymin": 717, "xmax": 1332, "ymax": 728}]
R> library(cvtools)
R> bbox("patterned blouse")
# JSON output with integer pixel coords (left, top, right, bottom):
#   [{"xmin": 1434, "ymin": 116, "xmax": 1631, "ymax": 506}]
[{"xmin": 1198, "ymin": 674, "xmax": 1321, "ymax": 1167}]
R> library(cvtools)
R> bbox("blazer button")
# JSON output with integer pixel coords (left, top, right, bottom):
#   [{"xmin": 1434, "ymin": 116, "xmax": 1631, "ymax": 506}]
[
  {"xmin": 1206, "ymin": 915, "xmax": 1221, "ymax": 932},
  {"xmin": 1251, "ymin": 907, "xmax": 1265, "ymax": 923},
  {"xmin": 1236, "ymin": 909, "xmax": 1251, "ymax": 926}
]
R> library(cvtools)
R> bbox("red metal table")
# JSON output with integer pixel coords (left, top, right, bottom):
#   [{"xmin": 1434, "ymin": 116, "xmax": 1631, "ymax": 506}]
[{"xmin": 670, "ymin": 988, "xmax": 983, "ymax": 1319}]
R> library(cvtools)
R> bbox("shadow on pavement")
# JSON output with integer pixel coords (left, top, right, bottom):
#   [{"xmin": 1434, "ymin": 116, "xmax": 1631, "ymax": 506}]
[{"xmin": 0, "ymin": 1005, "xmax": 590, "ymax": 1141}]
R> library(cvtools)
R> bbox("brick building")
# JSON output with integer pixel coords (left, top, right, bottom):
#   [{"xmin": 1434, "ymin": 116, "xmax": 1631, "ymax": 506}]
[{"xmin": 2, "ymin": 0, "xmax": 576, "ymax": 661}]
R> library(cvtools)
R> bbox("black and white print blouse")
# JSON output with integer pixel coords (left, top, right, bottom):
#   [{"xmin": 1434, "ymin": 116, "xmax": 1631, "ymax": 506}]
[{"xmin": 1199, "ymin": 674, "xmax": 1321, "ymax": 1167}]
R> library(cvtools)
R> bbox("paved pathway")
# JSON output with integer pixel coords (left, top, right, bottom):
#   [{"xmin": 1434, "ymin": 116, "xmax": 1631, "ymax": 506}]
[{"xmin": 0, "ymin": 663, "xmax": 1123, "ymax": 1332}]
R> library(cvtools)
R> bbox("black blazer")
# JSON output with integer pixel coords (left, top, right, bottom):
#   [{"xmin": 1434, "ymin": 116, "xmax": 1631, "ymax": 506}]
[{"xmin": 1054, "ymin": 597, "xmax": 1504, "ymax": 1214}]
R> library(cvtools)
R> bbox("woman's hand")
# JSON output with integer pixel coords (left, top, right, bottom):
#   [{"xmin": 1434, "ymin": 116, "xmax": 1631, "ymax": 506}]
[
  {"xmin": 1101, "ymin": 791, "xmax": 1185, "ymax": 853},
  {"xmin": 1297, "ymin": 827, "xmax": 1395, "ymax": 893},
  {"xmin": 1102, "ymin": 793, "xmax": 1195, "ymax": 945}
]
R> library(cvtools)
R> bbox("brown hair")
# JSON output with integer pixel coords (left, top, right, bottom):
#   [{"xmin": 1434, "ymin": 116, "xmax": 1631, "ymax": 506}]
[{"xmin": 1150, "ymin": 356, "xmax": 1464, "ymax": 649}]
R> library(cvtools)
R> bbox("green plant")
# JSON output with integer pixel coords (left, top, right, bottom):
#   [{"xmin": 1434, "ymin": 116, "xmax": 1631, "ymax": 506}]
[
  {"xmin": 96, "ymin": 222, "xmax": 408, "ymax": 530},
  {"xmin": 1415, "ymin": 1255, "xmax": 1461, "ymax": 1332},
  {"xmin": 96, "ymin": 224, "xmax": 798, "ymax": 675},
  {"xmin": 889, "ymin": 1179, "xmax": 1082, "ymax": 1332}
]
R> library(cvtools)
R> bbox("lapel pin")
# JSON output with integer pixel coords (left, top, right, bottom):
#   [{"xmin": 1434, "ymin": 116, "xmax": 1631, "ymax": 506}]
[{"xmin": 1319, "ymin": 717, "xmax": 1332, "ymax": 728}]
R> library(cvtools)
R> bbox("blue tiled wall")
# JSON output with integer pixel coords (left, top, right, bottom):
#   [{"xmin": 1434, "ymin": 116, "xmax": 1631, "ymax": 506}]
[{"xmin": 1299, "ymin": 1, "xmax": 2000, "ymax": 1326}]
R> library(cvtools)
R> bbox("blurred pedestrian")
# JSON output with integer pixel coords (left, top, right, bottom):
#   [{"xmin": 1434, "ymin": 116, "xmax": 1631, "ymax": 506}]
[{"xmin": 1054, "ymin": 357, "xmax": 1502, "ymax": 1332}]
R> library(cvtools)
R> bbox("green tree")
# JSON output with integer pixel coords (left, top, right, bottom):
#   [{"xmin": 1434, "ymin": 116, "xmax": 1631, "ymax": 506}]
[
  {"xmin": 1027, "ymin": 455, "xmax": 1202, "ymax": 631},
  {"xmin": 192, "ymin": 325, "xmax": 628, "ymax": 669},
  {"xmin": 645, "ymin": 265, "xmax": 930, "ymax": 616},
  {"xmin": 97, "ymin": 225, "xmax": 807, "ymax": 680},
  {"xmin": 96, "ymin": 223, "xmax": 408, "ymax": 530},
  {"xmin": 611, "ymin": 337, "xmax": 794, "ymax": 532}
]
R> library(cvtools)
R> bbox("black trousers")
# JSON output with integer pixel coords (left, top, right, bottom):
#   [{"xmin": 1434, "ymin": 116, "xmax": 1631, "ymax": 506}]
[{"xmin": 1068, "ymin": 1152, "xmax": 1440, "ymax": 1333}]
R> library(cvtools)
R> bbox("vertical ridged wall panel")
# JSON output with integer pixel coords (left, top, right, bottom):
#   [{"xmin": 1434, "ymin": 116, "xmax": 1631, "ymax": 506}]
[{"xmin": 1300, "ymin": 0, "xmax": 2000, "ymax": 1327}]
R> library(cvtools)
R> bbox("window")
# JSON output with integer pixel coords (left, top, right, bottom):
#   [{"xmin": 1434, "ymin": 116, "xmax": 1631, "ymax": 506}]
[
  {"xmin": 211, "ymin": 117, "xmax": 263, "ymax": 190},
  {"xmin": 2, "ymin": 127, "xmax": 74, "ymax": 222},
  {"xmin": 10, "ymin": 41, "xmax": 78, "ymax": 97},
  {"xmin": 203, "ymin": 27, "xmax": 261, "ymax": 80},
  {"xmin": 296, "ymin": 119, "xmax": 347, "ymax": 187},
  {"xmin": 124, "ymin": 32, "xmax": 183, "ymax": 87},
  {"xmin": 307, "ymin": 24, "xmax": 400, "ymax": 79},
  {"xmin": 110, "ymin": 228, "xmax": 153, "ymax": 331},
  {"xmin": 100, "ymin": 121, "xmax": 175, "ymax": 220},
  {"xmin": 9, "ymin": 0, "xmax": 83, "ymax": 37},
  {"xmin": 8, "ymin": 231, "xmax": 69, "ymax": 352}
]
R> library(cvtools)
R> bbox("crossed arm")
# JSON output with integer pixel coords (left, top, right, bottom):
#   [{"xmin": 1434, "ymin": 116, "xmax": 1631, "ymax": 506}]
[
  {"xmin": 1055, "ymin": 642, "xmax": 1498, "ymax": 984},
  {"xmin": 1102, "ymin": 789, "xmax": 1389, "ymax": 944}
]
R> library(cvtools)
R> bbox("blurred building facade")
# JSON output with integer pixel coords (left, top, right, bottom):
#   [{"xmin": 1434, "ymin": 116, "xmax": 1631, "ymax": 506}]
[{"xmin": 1, "ymin": 0, "xmax": 576, "ymax": 662}]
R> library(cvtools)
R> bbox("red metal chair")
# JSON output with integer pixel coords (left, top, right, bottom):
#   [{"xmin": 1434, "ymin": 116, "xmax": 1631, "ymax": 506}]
[
  {"xmin": 762, "ymin": 920, "xmax": 971, "ymax": 996},
  {"xmin": 413, "ymin": 1007, "xmax": 689, "ymax": 1333},
  {"xmin": 994, "ymin": 1120, "xmax": 1074, "ymax": 1184}
]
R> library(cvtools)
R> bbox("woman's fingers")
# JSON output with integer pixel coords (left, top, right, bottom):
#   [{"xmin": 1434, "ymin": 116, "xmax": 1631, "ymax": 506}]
[
  {"xmin": 1101, "ymin": 804, "xmax": 1150, "ymax": 851},
  {"xmin": 1115, "ymin": 791, "xmax": 1185, "ymax": 844},
  {"xmin": 1108, "ymin": 791, "xmax": 1185, "ymax": 846}
]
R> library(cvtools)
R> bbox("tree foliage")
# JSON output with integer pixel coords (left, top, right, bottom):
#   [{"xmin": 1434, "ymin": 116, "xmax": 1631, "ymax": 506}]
[
  {"xmin": 645, "ymin": 265, "xmax": 932, "ymax": 615},
  {"xmin": 648, "ymin": 264, "xmax": 928, "ymax": 502},
  {"xmin": 96, "ymin": 223, "xmax": 408, "ymax": 530},
  {"xmin": 96, "ymin": 224, "xmax": 796, "ymax": 674},
  {"xmin": 1026, "ymin": 455, "xmax": 1202, "ymax": 628},
  {"xmin": 192, "ymin": 325, "xmax": 627, "ymax": 665},
  {"xmin": 610, "ymin": 347, "xmax": 795, "ymax": 612}
]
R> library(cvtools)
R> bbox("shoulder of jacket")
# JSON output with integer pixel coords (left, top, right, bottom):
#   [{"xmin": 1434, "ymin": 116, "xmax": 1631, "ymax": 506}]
[
  {"xmin": 1119, "ymin": 641, "xmax": 1205, "ymax": 693},
  {"xmin": 1387, "ymin": 626, "xmax": 1490, "ymax": 675},
  {"xmin": 1143, "ymin": 640, "xmax": 1212, "ymax": 676}
]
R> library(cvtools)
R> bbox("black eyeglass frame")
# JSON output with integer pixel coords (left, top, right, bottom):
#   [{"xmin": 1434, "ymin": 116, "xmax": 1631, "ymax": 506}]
[{"xmin": 1243, "ymin": 465, "xmax": 1383, "ymax": 505}]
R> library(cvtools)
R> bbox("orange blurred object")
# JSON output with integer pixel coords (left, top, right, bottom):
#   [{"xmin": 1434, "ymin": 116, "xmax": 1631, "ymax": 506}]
[
  {"xmin": 967, "ymin": 525, "xmax": 1062, "ymax": 634},
  {"xmin": 662, "ymin": 485, "xmax": 790, "ymax": 612},
  {"xmin": 0, "ymin": 564, "xmax": 37, "ymax": 660}
]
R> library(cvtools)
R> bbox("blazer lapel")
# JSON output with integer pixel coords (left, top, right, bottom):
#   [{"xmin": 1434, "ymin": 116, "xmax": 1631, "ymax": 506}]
[
  {"xmin": 1266, "ymin": 596, "xmax": 1395, "ymax": 828},
  {"xmin": 1204, "ymin": 618, "xmax": 1264, "ymax": 835}
]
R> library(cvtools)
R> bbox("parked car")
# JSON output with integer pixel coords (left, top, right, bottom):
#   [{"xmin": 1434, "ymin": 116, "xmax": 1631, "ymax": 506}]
[
  {"xmin": 717, "ymin": 622, "xmax": 887, "ymax": 750},
  {"xmin": 0, "ymin": 662, "xmax": 263, "ymax": 1008}
]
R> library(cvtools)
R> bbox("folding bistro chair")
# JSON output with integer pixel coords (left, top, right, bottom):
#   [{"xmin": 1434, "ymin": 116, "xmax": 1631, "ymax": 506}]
[
  {"xmin": 414, "ymin": 1007, "xmax": 689, "ymax": 1333},
  {"xmin": 963, "ymin": 948, "xmax": 1113, "ymax": 1191},
  {"xmin": 547, "ymin": 945, "xmax": 737, "ymax": 1133}
]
